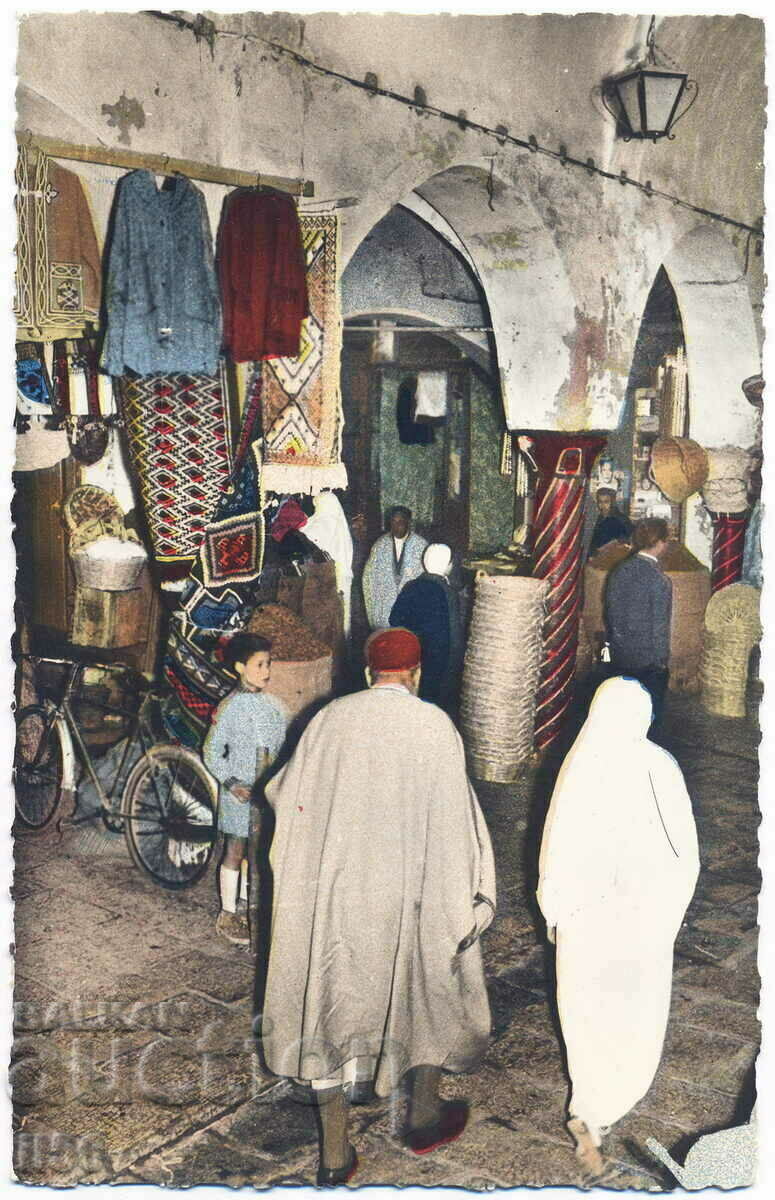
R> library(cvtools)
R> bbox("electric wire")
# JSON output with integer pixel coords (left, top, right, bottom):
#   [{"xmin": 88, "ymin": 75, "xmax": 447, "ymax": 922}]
[{"xmin": 144, "ymin": 10, "xmax": 763, "ymax": 241}]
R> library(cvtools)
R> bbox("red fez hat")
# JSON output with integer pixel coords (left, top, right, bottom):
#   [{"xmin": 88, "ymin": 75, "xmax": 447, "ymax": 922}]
[{"xmin": 365, "ymin": 628, "xmax": 421, "ymax": 672}]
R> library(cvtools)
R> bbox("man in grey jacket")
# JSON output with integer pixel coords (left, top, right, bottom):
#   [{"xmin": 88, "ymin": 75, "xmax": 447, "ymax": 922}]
[{"xmin": 604, "ymin": 518, "xmax": 672, "ymax": 725}]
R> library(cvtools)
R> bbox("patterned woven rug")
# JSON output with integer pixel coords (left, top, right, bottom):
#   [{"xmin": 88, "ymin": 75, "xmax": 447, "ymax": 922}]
[
  {"xmin": 162, "ymin": 616, "xmax": 235, "ymax": 748},
  {"xmin": 119, "ymin": 369, "xmax": 233, "ymax": 581},
  {"xmin": 261, "ymin": 214, "xmax": 347, "ymax": 494},
  {"xmin": 195, "ymin": 440, "xmax": 265, "ymax": 590}
]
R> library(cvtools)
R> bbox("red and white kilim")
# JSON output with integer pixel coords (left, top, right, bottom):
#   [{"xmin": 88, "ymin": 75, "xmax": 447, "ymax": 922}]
[
  {"xmin": 530, "ymin": 434, "xmax": 607, "ymax": 752},
  {"xmin": 709, "ymin": 510, "xmax": 750, "ymax": 594},
  {"xmin": 119, "ymin": 369, "xmax": 233, "ymax": 581}
]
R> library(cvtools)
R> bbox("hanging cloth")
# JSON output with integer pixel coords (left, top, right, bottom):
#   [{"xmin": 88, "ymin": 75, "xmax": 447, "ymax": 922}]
[
  {"xmin": 217, "ymin": 188, "xmax": 309, "ymax": 361},
  {"xmin": 301, "ymin": 492, "xmax": 354, "ymax": 635},
  {"xmin": 397, "ymin": 378, "xmax": 435, "ymax": 445},
  {"xmin": 101, "ymin": 170, "xmax": 222, "ymax": 378},
  {"xmin": 413, "ymin": 370, "xmax": 448, "ymax": 421}
]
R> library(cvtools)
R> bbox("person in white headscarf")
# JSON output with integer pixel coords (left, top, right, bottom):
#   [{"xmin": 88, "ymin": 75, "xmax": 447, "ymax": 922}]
[
  {"xmin": 300, "ymin": 491, "xmax": 354, "ymax": 636},
  {"xmin": 537, "ymin": 676, "xmax": 699, "ymax": 1176},
  {"xmin": 389, "ymin": 542, "xmax": 464, "ymax": 712}
]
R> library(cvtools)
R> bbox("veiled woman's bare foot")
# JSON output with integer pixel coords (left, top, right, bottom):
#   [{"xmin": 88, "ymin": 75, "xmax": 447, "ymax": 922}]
[{"xmin": 567, "ymin": 1117, "xmax": 605, "ymax": 1178}]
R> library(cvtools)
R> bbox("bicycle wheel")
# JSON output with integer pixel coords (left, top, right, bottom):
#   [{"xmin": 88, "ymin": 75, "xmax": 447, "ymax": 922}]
[
  {"xmin": 13, "ymin": 705, "xmax": 68, "ymax": 834},
  {"xmin": 123, "ymin": 745, "xmax": 217, "ymax": 889}
]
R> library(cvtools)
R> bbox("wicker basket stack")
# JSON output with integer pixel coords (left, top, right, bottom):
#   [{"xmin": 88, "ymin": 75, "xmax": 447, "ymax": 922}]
[
  {"xmin": 700, "ymin": 582, "xmax": 762, "ymax": 718},
  {"xmin": 460, "ymin": 573, "xmax": 548, "ymax": 782}
]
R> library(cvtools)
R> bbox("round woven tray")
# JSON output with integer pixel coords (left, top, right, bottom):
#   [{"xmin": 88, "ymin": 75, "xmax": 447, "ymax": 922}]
[{"xmin": 460, "ymin": 573, "xmax": 548, "ymax": 782}]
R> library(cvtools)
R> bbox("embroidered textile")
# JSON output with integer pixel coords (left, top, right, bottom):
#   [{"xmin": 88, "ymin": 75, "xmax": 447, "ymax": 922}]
[
  {"xmin": 119, "ymin": 369, "xmax": 233, "ymax": 581},
  {"xmin": 15, "ymin": 148, "xmax": 102, "ymax": 336},
  {"xmin": 101, "ymin": 170, "xmax": 222, "ymax": 378},
  {"xmin": 16, "ymin": 342, "xmax": 53, "ymax": 415},
  {"xmin": 52, "ymin": 338, "xmax": 117, "ymax": 419},
  {"xmin": 196, "ymin": 441, "xmax": 264, "ymax": 589},
  {"xmin": 218, "ymin": 188, "xmax": 308, "ymax": 361},
  {"xmin": 162, "ymin": 616, "xmax": 234, "ymax": 748},
  {"xmin": 260, "ymin": 215, "xmax": 347, "ymax": 494}
]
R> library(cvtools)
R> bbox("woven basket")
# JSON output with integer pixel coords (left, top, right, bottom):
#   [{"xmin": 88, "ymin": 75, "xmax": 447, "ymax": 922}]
[
  {"xmin": 650, "ymin": 437, "xmax": 709, "ymax": 502},
  {"xmin": 700, "ymin": 582, "xmax": 761, "ymax": 717},
  {"xmin": 64, "ymin": 484, "xmax": 142, "ymax": 554},
  {"xmin": 460, "ymin": 573, "xmax": 548, "ymax": 782},
  {"xmin": 71, "ymin": 536, "xmax": 147, "ymax": 592}
]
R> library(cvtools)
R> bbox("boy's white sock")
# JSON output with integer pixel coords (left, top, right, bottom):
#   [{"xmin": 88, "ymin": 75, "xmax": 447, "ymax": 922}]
[
  {"xmin": 220, "ymin": 866, "xmax": 240, "ymax": 914},
  {"xmin": 239, "ymin": 860, "xmax": 248, "ymax": 903}
]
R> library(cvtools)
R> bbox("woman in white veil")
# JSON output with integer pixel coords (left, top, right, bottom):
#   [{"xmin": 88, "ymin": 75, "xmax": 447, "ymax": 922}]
[{"xmin": 537, "ymin": 676, "xmax": 699, "ymax": 1175}]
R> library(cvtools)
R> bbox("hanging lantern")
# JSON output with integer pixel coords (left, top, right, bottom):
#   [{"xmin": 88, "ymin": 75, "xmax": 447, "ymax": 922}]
[{"xmin": 602, "ymin": 17, "xmax": 698, "ymax": 142}]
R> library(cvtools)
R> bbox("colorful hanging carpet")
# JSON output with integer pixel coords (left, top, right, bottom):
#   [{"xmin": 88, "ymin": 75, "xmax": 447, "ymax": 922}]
[
  {"xmin": 162, "ymin": 616, "xmax": 236, "ymax": 748},
  {"xmin": 119, "ymin": 369, "xmax": 233, "ymax": 582},
  {"xmin": 260, "ymin": 214, "xmax": 347, "ymax": 494},
  {"xmin": 195, "ymin": 440, "xmax": 265, "ymax": 590}
]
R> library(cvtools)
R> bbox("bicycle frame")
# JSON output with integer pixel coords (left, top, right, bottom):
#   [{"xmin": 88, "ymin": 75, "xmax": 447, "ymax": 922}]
[{"xmin": 22, "ymin": 656, "xmax": 161, "ymax": 829}]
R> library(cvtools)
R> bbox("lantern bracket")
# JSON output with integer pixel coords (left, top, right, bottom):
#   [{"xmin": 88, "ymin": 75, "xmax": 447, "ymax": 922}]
[{"xmin": 663, "ymin": 78, "xmax": 699, "ymax": 140}]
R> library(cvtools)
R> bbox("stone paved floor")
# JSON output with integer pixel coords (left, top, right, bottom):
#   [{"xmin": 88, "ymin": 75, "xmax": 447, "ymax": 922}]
[{"xmin": 11, "ymin": 687, "xmax": 760, "ymax": 1190}]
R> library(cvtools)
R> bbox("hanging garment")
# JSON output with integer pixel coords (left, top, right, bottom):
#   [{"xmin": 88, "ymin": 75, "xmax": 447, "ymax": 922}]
[
  {"xmin": 262, "ymin": 685, "xmax": 495, "ymax": 1097},
  {"xmin": 396, "ymin": 379, "xmax": 435, "ymax": 445},
  {"xmin": 52, "ymin": 338, "xmax": 117, "ymax": 419},
  {"xmin": 217, "ymin": 188, "xmax": 309, "ymax": 362},
  {"xmin": 270, "ymin": 498, "xmax": 308, "ymax": 542},
  {"xmin": 742, "ymin": 500, "xmax": 763, "ymax": 590},
  {"xmin": 413, "ymin": 370, "xmax": 448, "ymax": 421},
  {"xmin": 300, "ymin": 492, "xmax": 354, "ymax": 635},
  {"xmin": 537, "ymin": 677, "xmax": 699, "ymax": 1135},
  {"xmin": 15, "ymin": 149, "xmax": 102, "ymax": 335},
  {"xmin": 118, "ymin": 369, "xmax": 233, "ymax": 582},
  {"xmin": 101, "ymin": 170, "xmax": 222, "ymax": 377}
]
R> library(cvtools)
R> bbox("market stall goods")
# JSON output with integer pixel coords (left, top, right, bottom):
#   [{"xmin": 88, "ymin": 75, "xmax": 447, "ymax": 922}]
[
  {"xmin": 650, "ymin": 436, "xmax": 709, "ymax": 503},
  {"xmin": 460, "ymin": 573, "xmax": 548, "ymax": 782},
  {"xmin": 246, "ymin": 603, "xmax": 333, "ymax": 719},
  {"xmin": 700, "ymin": 582, "xmax": 762, "ymax": 719}
]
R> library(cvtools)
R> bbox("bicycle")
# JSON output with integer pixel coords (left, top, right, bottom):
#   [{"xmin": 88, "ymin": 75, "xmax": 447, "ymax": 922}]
[{"xmin": 13, "ymin": 650, "xmax": 219, "ymax": 890}]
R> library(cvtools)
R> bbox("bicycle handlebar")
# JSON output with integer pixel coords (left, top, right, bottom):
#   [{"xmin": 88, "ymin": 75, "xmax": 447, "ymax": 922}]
[{"xmin": 17, "ymin": 653, "xmax": 154, "ymax": 692}]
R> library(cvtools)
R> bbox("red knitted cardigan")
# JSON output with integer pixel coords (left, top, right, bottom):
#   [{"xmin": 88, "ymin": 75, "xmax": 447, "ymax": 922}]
[{"xmin": 218, "ymin": 189, "xmax": 309, "ymax": 361}]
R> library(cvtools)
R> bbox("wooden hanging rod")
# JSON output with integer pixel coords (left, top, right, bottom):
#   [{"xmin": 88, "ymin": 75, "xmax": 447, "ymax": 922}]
[{"xmin": 16, "ymin": 130, "xmax": 314, "ymax": 197}]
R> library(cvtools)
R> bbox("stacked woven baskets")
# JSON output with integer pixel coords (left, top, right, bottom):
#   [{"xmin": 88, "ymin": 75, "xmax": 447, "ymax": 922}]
[
  {"xmin": 460, "ymin": 573, "xmax": 548, "ymax": 782},
  {"xmin": 700, "ymin": 582, "xmax": 762, "ymax": 718}
]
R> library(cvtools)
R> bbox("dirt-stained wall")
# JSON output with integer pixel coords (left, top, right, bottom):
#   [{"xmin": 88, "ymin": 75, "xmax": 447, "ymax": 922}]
[{"xmin": 16, "ymin": 9, "xmax": 764, "ymax": 450}]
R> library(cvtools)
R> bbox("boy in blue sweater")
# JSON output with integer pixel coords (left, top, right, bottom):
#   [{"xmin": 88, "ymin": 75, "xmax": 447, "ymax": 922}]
[{"xmin": 204, "ymin": 634, "xmax": 287, "ymax": 945}]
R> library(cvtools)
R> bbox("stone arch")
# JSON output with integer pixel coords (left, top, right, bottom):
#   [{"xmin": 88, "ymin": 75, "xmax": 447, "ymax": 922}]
[
  {"xmin": 662, "ymin": 225, "xmax": 760, "ymax": 449},
  {"xmin": 345, "ymin": 163, "xmax": 581, "ymax": 432}
]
